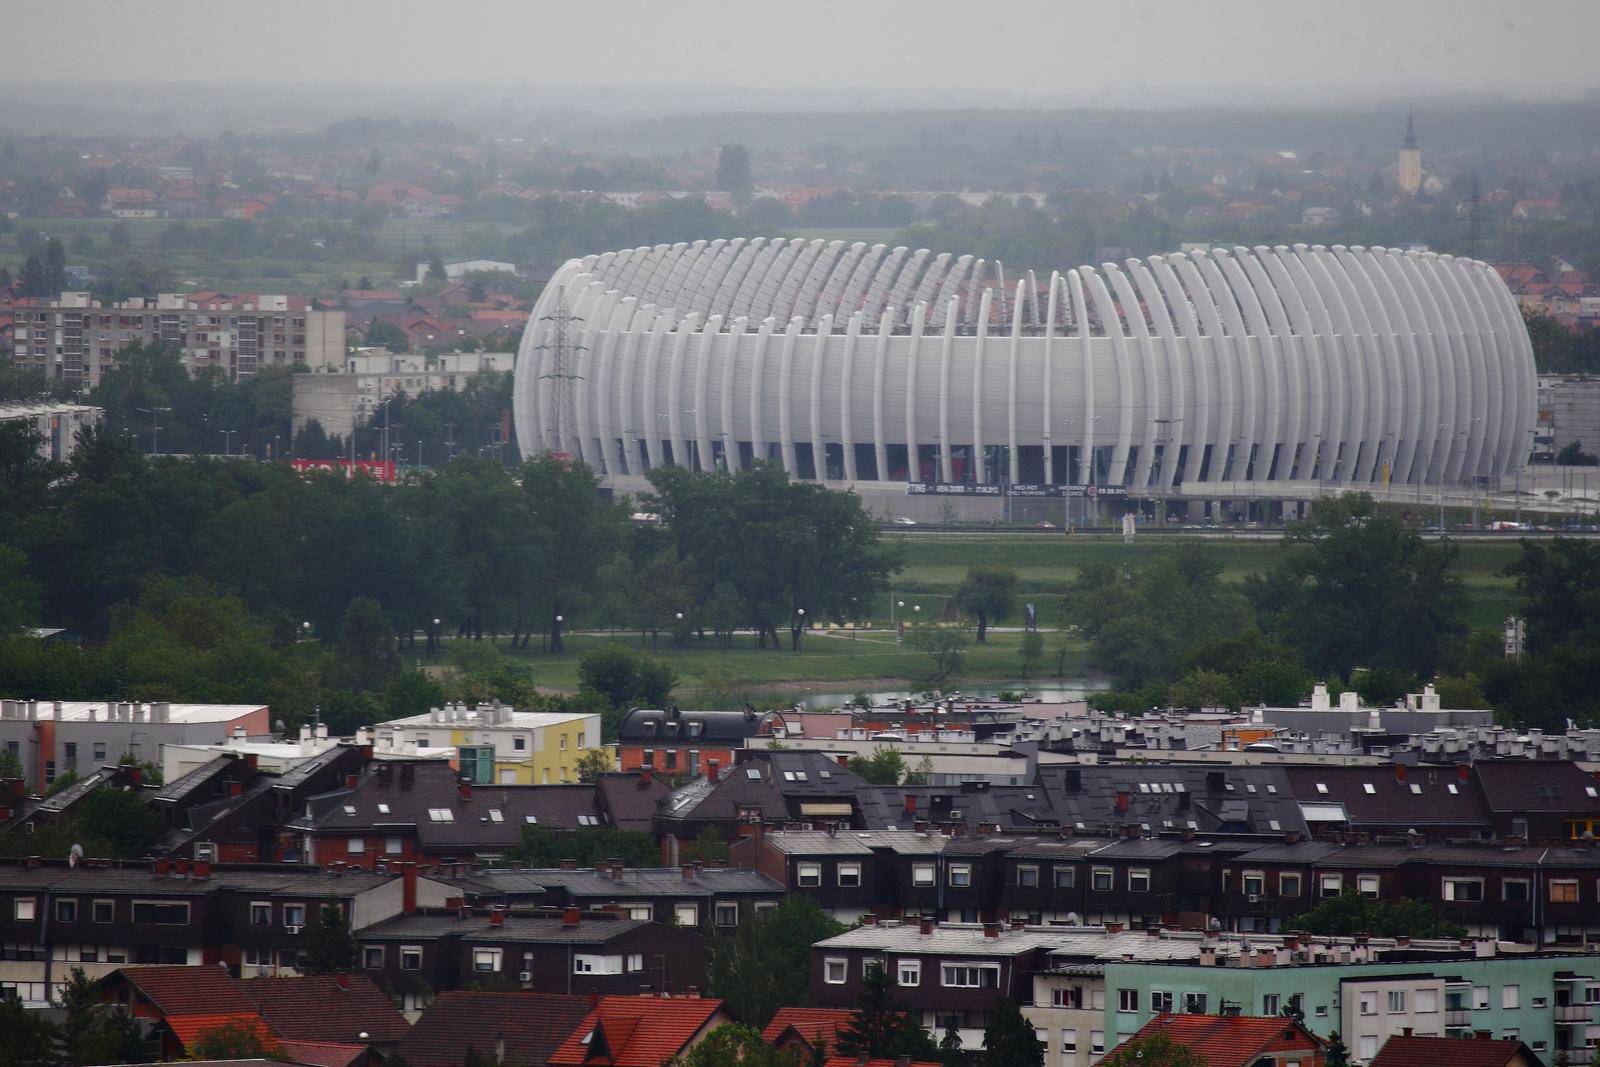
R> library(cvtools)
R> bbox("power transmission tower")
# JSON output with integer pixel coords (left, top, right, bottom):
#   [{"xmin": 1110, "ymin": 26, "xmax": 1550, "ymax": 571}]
[{"xmin": 536, "ymin": 293, "xmax": 585, "ymax": 456}]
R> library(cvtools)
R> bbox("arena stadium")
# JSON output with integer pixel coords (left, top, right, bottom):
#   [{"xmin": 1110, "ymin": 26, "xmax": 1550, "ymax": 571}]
[{"xmin": 512, "ymin": 239, "xmax": 1536, "ymax": 520}]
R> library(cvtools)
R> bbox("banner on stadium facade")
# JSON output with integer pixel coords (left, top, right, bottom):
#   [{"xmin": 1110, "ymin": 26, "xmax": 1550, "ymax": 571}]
[
  {"xmin": 906, "ymin": 482, "xmax": 1126, "ymax": 498},
  {"xmin": 289, "ymin": 459, "xmax": 397, "ymax": 482}
]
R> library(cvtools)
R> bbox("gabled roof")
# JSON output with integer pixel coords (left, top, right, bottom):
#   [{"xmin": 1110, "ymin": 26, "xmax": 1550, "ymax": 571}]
[
  {"xmin": 164, "ymin": 1012, "xmax": 277, "ymax": 1052},
  {"xmin": 658, "ymin": 752, "xmax": 864, "ymax": 827},
  {"xmin": 596, "ymin": 772, "xmax": 670, "ymax": 832},
  {"xmin": 618, "ymin": 707, "xmax": 781, "ymax": 744},
  {"xmin": 1282, "ymin": 765, "xmax": 1492, "ymax": 830},
  {"xmin": 762, "ymin": 1007, "xmax": 853, "ymax": 1052},
  {"xmin": 393, "ymin": 990, "xmax": 592, "ymax": 1067},
  {"xmin": 115, "ymin": 964, "xmax": 258, "ymax": 1016},
  {"xmin": 276, "ymin": 1040, "xmax": 367, "ymax": 1067},
  {"xmin": 1125, "ymin": 1013, "xmax": 1321, "ymax": 1066},
  {"xmin": 547, "ymin": 995, "xmax": 724, "ymax": 1066},
  {"xmin": 1370, "ymin": 1034, "xmax": 1538, "ymax": 1067},
  {"xmin": 465, "ymin": 866, "xmax": 782, "ymax": 900},
  {"xmin": 242, "ymin": 973, "xmax": 409, "ymax": 1045},
  {"xmin": 1473, "ymin": 760, "xmax": 1600, "ymax": 816}
]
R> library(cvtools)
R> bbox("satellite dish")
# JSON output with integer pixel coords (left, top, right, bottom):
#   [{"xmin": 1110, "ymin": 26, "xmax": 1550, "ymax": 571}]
[
  {"xmin": 274, "ymin": 719, "xmax": 287, "ymax": 733},
  {"xmin": 68, "ymin": 844, "xmax": 83, "ymax": 868}
]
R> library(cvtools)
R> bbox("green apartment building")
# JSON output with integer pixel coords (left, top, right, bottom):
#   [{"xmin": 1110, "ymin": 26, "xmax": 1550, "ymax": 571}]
[{"xmin": 1102, "ymin": 949, "xmax": 1600, "ymax": 1063}]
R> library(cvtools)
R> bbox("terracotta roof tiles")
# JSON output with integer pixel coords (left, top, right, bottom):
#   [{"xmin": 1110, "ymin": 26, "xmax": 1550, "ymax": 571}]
[
  {"xmin": 1370, "ymin": 1034, "xmax": 1536, "ymax": 1067},
  {"xmin": 547, "ymin": 995, "xmax": 725, "ymax": 1067}
]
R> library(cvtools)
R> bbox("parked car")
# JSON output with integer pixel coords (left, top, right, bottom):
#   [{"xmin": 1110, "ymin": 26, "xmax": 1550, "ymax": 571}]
[{"xmin": 893, "ymin": 516, "xmax": 918, "ymax": 526}]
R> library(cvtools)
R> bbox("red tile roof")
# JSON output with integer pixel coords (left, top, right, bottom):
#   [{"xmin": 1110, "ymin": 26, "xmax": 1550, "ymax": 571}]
[
  {"xmin": 548, "ymin": 995, "xmax": 725, "ymax": 1067},
  {"xmin": 278, "ymin": 1040, "xmax": 368, "ymax": 1067},
  {"xmin": 395, "ymin": 991, "xmax": 593, "ymax": 1067},
  {"xmin": 762, "ymin": 1007, "xmax": 854, "ymax": 1052},
  {"xmin": 117, "ymin": 965, "xmax": 258, "ymax": 1016},
  {"xmin": 1370, "ymin": 1034, "xmax": 1533, "ymax": 1067},
  {"xmin": 165, "ymin": 1011, "xmax": 278, "ymax": 1051},
  {"xmin": 1125, "ymin": 1013, "xmax": 1322, "ymax": 1067},
  {"xmin": 242, "ymin": 973, "xmax": 409, "ymax": 1045}
]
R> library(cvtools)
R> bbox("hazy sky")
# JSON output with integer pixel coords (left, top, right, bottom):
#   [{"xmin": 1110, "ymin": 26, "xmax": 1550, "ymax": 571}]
[{"xmin": 10, "ymin": 0, "xmax": 1596, "ymax": 106}]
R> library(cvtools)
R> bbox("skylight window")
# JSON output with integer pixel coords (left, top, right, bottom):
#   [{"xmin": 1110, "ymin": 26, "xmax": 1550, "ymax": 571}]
[
  {"xmin": 1362, "ymin": 784, "xmax": 1376, "ymax": 795},
  {"xmin": 428, "ymin": 808, "xmax": 454, "ymax": 822},
  {"xmin": 525, "ymin": 815, "xmax": 538, "ymax": 824},
  {"xmin": 1447, "ymin": 784, "xmax": 1458, "ymax": 795},
  {"xmin": 377, "ymin": 803, "xmax": 390, "ymax": 814},
  {"xmin": 1266, "ymin": 785, "xmax": 1278, "ymax": 795},
  {"xmin": 1269, "ymin": 819, "xmax": 1282, "ymax": 830},
  {"xmin": 1316, "ymin": 783, "xmax": 1329, "ymax": 795},
  {"xmin": 1410, "ymin": 784, "xmax": 1421, "ymax": 795},
  {"xmin": 819, "ymin": 770, "xmax": 832, "ymax": 779},
  {"xmin": 746, "ymin": 769, "xmax": 761, "ymax": 780},
  {"xmin": 1588, "ymin": 787, "xmax": 1598, "ymax": 799},
  {"xmin": 489, "ymin": 809, "xmax": 504, "ymax": 822},
  {"xmin": 344, "ymin": 805, "xmax": 356, "ymax": 815}
]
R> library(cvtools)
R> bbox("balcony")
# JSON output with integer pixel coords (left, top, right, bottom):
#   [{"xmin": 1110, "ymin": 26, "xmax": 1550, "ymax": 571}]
[
  {"xmin": 1444, "ymin": 1009, "xmax": 1474, "ymax": 1026},
  {"xmin": 1557, "ymin": 1048, "xmax": 1594, "ymax": 1065},
  {"xmin": 1556, "ymin": 1003, "xmax": 1596, "ymax": 1023}
]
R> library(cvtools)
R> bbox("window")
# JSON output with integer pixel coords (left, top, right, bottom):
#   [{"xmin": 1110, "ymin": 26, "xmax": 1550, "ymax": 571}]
[
  {"xmin": 1551, "ymin": 880, "xmax": 1579, "ymax": 903},
  {"xmin": 92, "ymin": 900, "xmax": 114, "ymax": 923},
  {"xmin": 1532, "ymin": 996, "xmax": 1547, "ymax": 1009},
  {"xmin": 386, "ymin": 837, "xmax": 404, "ymax": 855},
  {"xmin": 825, "ymin": 958, "xmax": 848, "ymax": 984},
  {"xmin": 15, "ymin": 898, "xmax": 36, "ymax": 921},
  {"xmin": 132, "ymin": 901, "xmax": 189, "ymax": 925},
  {"xmin": 93, "ymin": 743, "xmax": 106, "ymax": 762},
  {"xmin": 1017, "ymin": 865, "xmax": 1039, "ymax": 888},
  {"xmin": 473, "ymin": 948, "xmax": 502, "ymax": 972},
  {"xmin": 559, "ymin": 735, "xmax": 567, "ymax": 750},
  {"xmin": 838, "ymin": 863, "xmax": 862, "ymax": 887},
  {"xmin": 674, "ymin": 903, "xmax": 698, "ymax": 926},
  {"xmin": 1128, "ymin": 868, "xmax": 1151, "ymax": 893},
  {"xmin": 1415, "ymin": 989, "xmax": 1438, "ymax": 1013},
  {"xmin": 1443, "ymin": 877, "xmax": 1483, "ymax": 902},
  {"xmin": 348, "ymin": 837, "xmax": 365, "ymax": 855},
  {"xmin": 1242, "ymin": 871, "xmax": 1265, "ymax": 896},
  {"xmin": 1263, "ymin": 994, "xmax": 1281, "ymax": 1015},
  {"xmin": 1054, "ymin": 867, "xmax": 1075, "ymax": 889},
  {"xmin": 55, "ymin": 899, "xmax": 77, "ymax": 923},
  {"xmin": 797, "ymin": 863, "xmax": 822, "ymax": 887},
  {"xmin": 912, "ymin": 864, "xmax": 935, "ymax": 886},
  {"xmin": 942, "ymin": 964, "xmax": 1000, "ymax": 988},
  {"xmin": 627, "ymin": 954, "xmax": 644, "ymax": 972},
  {"xmin": 899, "ymin": 960, "xmax": 921, "ymax": 986},
  {"xmin": 416, "ymin": 735, "xmax": 430, "ymax": 748},
  {"xmin": 1091, "ymin": 1032, "xmax": 1105, "ymax": 1056},
  {"xmin": 1502, "ymin": 984, "xmax": 1520, "ymax": 1009},
  {"xmin": 1053, "ymin": 987, "xmax": 1084, "ymax": 1008},
  {"xmin": 1474, "ymin": 986, "xmax": 1490, "ymax": 1010},
  {"xmin": 1360, "ymin": 993, "xmax": 1378, "ymax": 1016},
  {"xmin": 363, "ymin": 946, "xmax": 384, "ymax": 969},
  {"xmin": 1387, "ymin": 990, "xmax": 1407, "ymax": 1013},
  {"xmin": 1151, "ymin": 991, "xmax": 1174, "ymax": 1013},
  {"xmin": 513, "ymin": 736, "xmax": 526, "ymax": 751},
  {"xmin": 1062, "ymin": 1032, "xmax": 1078, "ymax": 1053},
  {"xmin": 1359, "ymin": 1036, "xmax": 1378, "ymax": 1060},
  {"xmin": 949, "ymin": 864, "xmax": 972, "ymax": 887},
  {"xmin": 376, "ymin": 803, "xmax": 390, "ymax": 814},
  {"xmin": 1279, "ymin": 872, "xmax": 1302, "ymax": 897},
  {"xmin": 1118, "ymin": 989, "xmax": 1140, "ymax": 1013},
  {"xmin": 1357, "ymin": 874, "xmax": 1380, "ymax": 897},
  {"xmin": 1504, "ymin": 879, "xmax": 1530, "ymax": 902},
  {"xmin": 489, "ymin": 810, "xmax": 504, "ymax": 823},
  {"xmin": 1092, "ymin": 867, "xmax": 1113, "ymax": 892},
  {"xmin": 1320, "ymin": 874, "xmax": 1342, "ymax": 898},
  {"xmin": 427, "ymin": 808, "xmax": 454, "ymax": 823},
  {"xmin": 400, "ymin": 946, "xmax": 422, "ymax": 970},
  {"xmin": 715, "ymin": 902, "xmax": 738, "ymax": 926},
  {"xmin": 574, "ymin": 954, "xmax": 623, "ymax": 975},
  {"xmin": 284, "ymin": 904, "xmax": 306, "ymax": 928},
  {"xmin": 251, "ymin": 902, "xmax": 272, "ymax": 926}
]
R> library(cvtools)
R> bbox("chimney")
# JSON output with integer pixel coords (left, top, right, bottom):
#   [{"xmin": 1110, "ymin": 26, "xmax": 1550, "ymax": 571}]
[
  {"xmin": 346, "ymin": 774, "xmax": 359, "ymax": 790},
  {"xmin": 703, "ymin": 760, "xmax": 715, "ymax": 782},
  {"xmin": 1394, "ymin": 763, "xmax": 1407, "ymax": 783},
  {"xmin": 1458, "ymin": 763, "xmax": 1471, "ymax": 782},
  {"xmin": 563, "ymin": 907, "xmax": 580, "ymax": 927},
  {"xmin": 193, "ymin": 860, "xmax": 212, "ymax": 880},
  {"xmin": 1339, "ymin": 690, "xmax": 1359, "ymax": 713},
  {"xmin": 642, "ymin": 766, "xmax": 655, "ymax": 785},
  {"xmin": 560, "ymin": 858, "xmax": 577, "ymax": 870},
  {"xmin": 904, "ymin": 794, "xmax": 917, "ymax": 816},
  {"xmin": 682, "ymin": 864, "xmax": 696, "ymax": 880},
  {"xmin": 490, "ymin": 908, "xmax": 506, "ymax": 927},
  {"xmin": 174, "ymin": 858, "xmax": 190, "ymax": 879},
  {"xmin": 335, "ymin": 973, "xmax": 350, "ymax": 992},
  {"xmin": 459, "ymin": 782, "xmax": 472, "ymax": 801},
  {"xmin": 611, "ymin": 862, "xmax": 624, "ymax": 882},
  {"xmin": 589, "ymin": 990, "xmax": 599, "ymax": 1010},
  {"xmin": 919, "ymin": 918, "xmax": 934, "ymax": 936},
  {"xmin": 154, "ymin": 858, "xmax": 171, "ymax": 878},
  {"xmin": 229, "ymin": 781, "xmax": 244, "ymax": 797},
  {"xmin": 402, "ymin": 862, "xmax": 418, "ymax": 914},
  {"xmin": 1115, "ymin": 790, "xmax": 1130, "ymax": 813},
  {"xmin": 982, "ymin": 922, "xmax": 1000, "ymax": 938}
]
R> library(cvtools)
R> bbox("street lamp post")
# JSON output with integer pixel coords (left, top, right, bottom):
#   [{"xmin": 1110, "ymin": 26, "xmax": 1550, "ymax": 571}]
[
  {"xmin": 300, "ymin": 621, "xmax": 312, "ymax": 643},
  {"xmin": 894, "ymin": 599, "xmax": 906, "ymax": 645},
  {"xmin": 674, "ymin": 612, "xmax": 684, "ymax": 655},
  {"xmin": 553, "ymin": 614, "xmax": 564, "ymax": 656},
  {"xmin": 137, "ymin": 406, "xmax": 171, "ymax": 455},
  {"xmin": 794, "ymin": 608, "xmax": 806, "ymax": 653},
  {"xmin": 220, "ymin": 429, "xmax": 235, "ymax": 456},
  {"xmin": 431, "ymin": 617, "xmax": 441, "ymax": 653}
]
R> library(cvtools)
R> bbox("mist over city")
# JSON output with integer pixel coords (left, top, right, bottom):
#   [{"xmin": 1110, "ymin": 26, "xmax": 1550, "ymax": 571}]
[{"xmin": 0, "ymin": 4, "xmax": 1598, "ymax": 1067}]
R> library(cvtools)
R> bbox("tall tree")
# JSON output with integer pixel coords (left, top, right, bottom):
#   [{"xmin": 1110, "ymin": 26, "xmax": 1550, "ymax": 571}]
[
  {"xmin": 836, "ymin": 962, "xmax": 938, "ymax": 1062},
  {"xmin": 302, "ymin": 899, "xmax": 359, "ymax": 974},
  {"xmin": 337, "ymin": 596, "xmax": 401, "ymax": 692},
  {"xmin": 57, "ymin": 966, "xmax": 155, "ymax": 1065},
  {"xmin": 981, "ymin": 997, "xmax": 1044, "ymax": 1067},
  {"xmin": 1098, "ymin": 1032, "xmax": 1207, "ymax": 1067},
  {"xmin": 956, "ymin": 565, "xmax": 1018, "ymax": 643},
  {"xmin": 715, "ymin": 144, "xmax": 753, "ymax": 204},
  {"xmin": 707, "ymin": 896, "xmax": 845, "ymax": 1029}
]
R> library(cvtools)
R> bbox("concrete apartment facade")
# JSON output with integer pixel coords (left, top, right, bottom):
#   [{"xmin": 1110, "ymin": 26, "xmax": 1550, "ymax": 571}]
[
  {"xmin": 8, "ymin": 291, "xmax": 345, "ymax": 387},
  {"xmin": 290, "ymin": 349, "xmax": 512, "ymax": 437},
  {"xmin": 0, "ymin": 401, "xmax": 102, "ymax": 461},
  {"xmin": 0, "ymin": 699, "xmax": 271, "ymax": 790},
  {"xmin": 1537, "ymin": 374, "xmax": 1600, "ymax": 459}
]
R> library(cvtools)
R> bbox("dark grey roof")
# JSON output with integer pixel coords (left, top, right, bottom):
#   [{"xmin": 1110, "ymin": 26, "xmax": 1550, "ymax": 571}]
[
  {"xmin": 658, "ymin": 751, "xmax": 864, "ymax": 826},
  {"xmin": 1037, "ymin": 765, "xmax": 1309, "ymax": 837},
  {"xmin": 151, "ymin": 756, "xmax": 238, "ymax": 804},
  {"xmin": 618, "ymin": 707, "xmax": 781, "ymax": 744},
  {"xmin": 464, "ymin": 867, "xmax": 782, "ymax": 900},
  {"xmin": 757, "ymin": 830, "xmax": 947, "ymax": 856},
  {"xmin": 0, "ymin": 861, "xmax": 400, "ymax": 897},
  {"xmin": 360, "ymin": 910, "xmax": 650, "ymax": 944}
]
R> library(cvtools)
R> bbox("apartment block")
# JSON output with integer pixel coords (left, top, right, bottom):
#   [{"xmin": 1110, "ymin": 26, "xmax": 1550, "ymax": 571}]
[
  {"xmin": 8, "ymin": 291, "xmax": 345, "ymax": 388},
  {"xmin": 373, "ymin": 702, "xmax": 603, "ymax": 785}
]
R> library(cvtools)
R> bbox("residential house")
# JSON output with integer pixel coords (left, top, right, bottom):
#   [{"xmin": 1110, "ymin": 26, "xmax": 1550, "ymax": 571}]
[
  {"xmin": 761, "ymin": 1007, "xmax": 854, "ymax": 1060},
  {"xmin": 460, "ymin": 864, "xmax": 784, "ymax": 935},
  {"xmin": 392, "ymin": 990, "xmax": 593, "ymax": 1065},
  {"xmin": 1370, "ymin": 1034, "xmax": 1544, "ymax": 1067},
  {"xmin": 1121, "ymin": 1013, "xmax": 1326, "ymax": 1066},
  {"xmin": 617, "ymin": 707, "xmax": 785, "ymax": 778},
  {"xmin": 546, "ymin": 994, "xmax": 731, "ymax": 1067}
]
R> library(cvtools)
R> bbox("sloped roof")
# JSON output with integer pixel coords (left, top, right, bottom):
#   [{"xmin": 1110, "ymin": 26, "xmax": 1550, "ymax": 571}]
[
  {"xmin": 658, "ymin": 752, "xmax": 864, "ymax": 826},
  {"xmin": 1370, "ymin": 1034, "xmax": 1536, "ymax": 1067},
  {"xmin": 1474, "ymin": 760, "xmax": 1600, "ymax": 816},
  {"xmin": 165, "ymin": 1012, "xmax": 278, "ymax": 1052},
  {"xmin": 596, "ymin": 772, "xmax": 670, "ymax": 832},
  {"xmin": 242, "ymin": 973, "xmax": 409, "ymax": 1045},
  {"xmin": 761, "ymin": 1007, "xmax": 853, "ymax": 1051},
  {"xmin": 393, "ymin": 990, "xmax": 592, "ymax": 1067},
  {"xmin": 276, "ymin": 1040, "xmax": 367, "ymax": 1067},
  {"xmin": 547, "ymin": 995, "xmax": 724, "ymax": 1066},
  {"xmin": 1124, "ymin": 1013, "xmax": 1319, "ymax": 1067},
  {"xmin": 822, "ymin": 1059, "xmax": 940, "ymax": 1067},
  {"xmin": 1282, "ymin": 765, "xmax": 1492, "ymax": 830},
  {"xmin": 117, "ymin": 965, "xmax": 257, "ymax": 1016}
]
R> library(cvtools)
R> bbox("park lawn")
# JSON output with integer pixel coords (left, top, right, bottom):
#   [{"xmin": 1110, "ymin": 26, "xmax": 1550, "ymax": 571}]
[{"xmin": 433, "ymin": 626, "xmax": 1088, "ymax": 700}]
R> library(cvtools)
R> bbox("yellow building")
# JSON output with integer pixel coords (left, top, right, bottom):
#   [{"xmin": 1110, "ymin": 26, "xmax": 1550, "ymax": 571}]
[
  {"xmin": 1398, "ymin": 111, "xmax": 1422, "ymax": 196},
  {"xmin": 373, "ymin": 702, "xmax": 605, "ymax": 785}
]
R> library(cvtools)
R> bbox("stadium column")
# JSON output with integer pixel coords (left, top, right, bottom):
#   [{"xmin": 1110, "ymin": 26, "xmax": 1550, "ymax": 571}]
[
  {"xmin": 1397, "ymin": 251, "xmax": 1456, "ymax": 484},
  {"xmin": 810, "ymin": 313, "xmax": 834, "ymax": 481},
  {"xmin": 594, "ymin": 295, "xmax": 635, "ymax": 475},
  {"xmin": 841, "ymin": 311, "xmax": 863, "ymax": 482},
  {"xmin": 1281, "ymin": 246, "xmax": 1343, "ymax": 487},
  {"xmin": 665, "ymin": 311, "xmax": 700, "ymax": 470},
  {"xmin": 938, "ymin": 296, "xmax": 958, "ymax": 484},
  {"xmin": 1150, "ymin": 257, "xmax": 1206, "ymax": 489},
  {"xmin": 1237, "ymin": 249, "xmax": 1299, "ymax": 487},
  {"xmin": 1127, "ymin": 259, "xmax": 1182, "ymax": 495},
  {"xmin": 1337, "ymin": 247, "xmax": 1409, "ymax": 485},
  {"xmin": 616, "ymin": 303, "xmax": 655, "ymax": 475},
  {"xmin": 1412, "ymin": 253, "xmax": 1471, "ymax": 484},
  {"xmin": 1007, "ymin": 280, "xmax": 1025, "ymax": 485},
  {"xmin": 778, "ymin": 317, "xmax": 803, "ymax": 476},
  {"xmin": 1198, "ymin": 253, "xmax": 1257, "ymax": 486},
  {"xmin": 1084, "ymin": 268, "xmax": 1133, "ymax": 489},
  {"xmin": 1174, "ymin": 254, "xmax": 1233, "ymax": 489},
  {"xmin": 1041, "ymin": 272, "xmax": 1060, "ymax": 486},
  {"xmin": 1435, "ymin": 254, "xmax": 1494, "ymax": 479},
  {"xmin": 972, "ymin": 287, "xmax": 994, "ymax": 484},
  {"xmin": 1066, "ymin": 269, "xmax": 1093, "ymax": 485},
  {"xmin": 905, "ymin": 302, "xmax": 928, "ymax": 484},
  {"xmin": 749, "ymin": 317, "xmax": 776, "ymax": 470},
  {"xmin": 720, "ymin": 316, "xmax": 748, "ymax": 473},
  {"xmin": 873, "ymin": 307, "xmax": 894, "ymax": 484},
  {"xmin": 1108, "ymin": 265, "xmax": 1159, "ymax": 492},
  {"xmin": 638, "ymin": 309, "xmax": 674, "ymax": 469},
  {"xmin": 1260, "ymin": 247, "xmax": 1322, "ymax": 483},
  {"xmin": 1295, "ymin": 245, "xmax": 1362, "ymax": 484}
]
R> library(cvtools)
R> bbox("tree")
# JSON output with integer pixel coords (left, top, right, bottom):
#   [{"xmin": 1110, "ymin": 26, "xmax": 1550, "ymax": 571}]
[
  {"xmin": 981, "ymin": 997, "xmax": 1043, "ymax": 1067},
  {"xmin": 908, "ymin": 625, "xmax": 967, "ymax": 685},
  {"xmin": 384, "ymin": 670, "xmax": 446, "ymax": 720},
  {"xmin": 427, "ymin": 253, "xmax": 448, "ymax": 282},
  {"xmin": 578, "ymin": 644, "xmax": 678, "ymax": 712},
  {"xmin": 185, "ymin": 1018, "xmax": 285, "ymax": 1061},
  {"xmin": 575, "ymin": 748, "xmax": 615, "ymax": 783},
  {"xmin": 1019, "ymin": 630, "xmax": 1044, "ymax": 679},
  {"xmin": 1288, "ymin": 890, "xmax": 1466, "ymax": 939},
  {"xmin": 1250, "ymin": 493, "xmax": 1466, "ymax": 681},
  {"xmin": 76, "ymin": 789, "xmax": 162, "ymax": 857},
  {"xmin": 675, "ymin": 1023, "xmax": 807, "ymax": 1067},
  {"xmin": 338, "ymin": 596, "xmax": 401, "ymax": 692},
  {"xmin": 707, "ymin": 896, "xmax": 845, "ymax": 1028},
  {"xmin": 302, "ymin": 898, "xmax": 359, "ymax": 974},
  {"xmin": 847, "ymin": 746, "xmax": 907, "ymax": 785},
  {"xmin": 938, "ymin": 1021, "xmax": 966, "ymax": 1067},
  {"xmin": 367, "ymin": 319, "xmax": 408, "ymax": 352},
  {"xmin": 1168, "ymin": 668, "xmax": 1233, "ymax": 711},
  {"xmin": 1323, "ymin": 1031, "xmax": 1350, "ymax": 1067},
  {"xmin": 0, "ymin": 996, "xmax": 58, "ymax": 1067},
  {"xmin": 57, "ymin": 965, "xmax": 155, "ymax": 1065},
  {"xmin": 507, "ymin": 826, "xmax": 656, "ymax": 868},
  {"xmin": 956, "ymin": 565, "xmax": 1018, "ymax": 643},
  {"xmin": 1097, "ymin": 1031, "xmax": 1207, "ymax": 1067},
  {"xmin": 836, "ymin": 963, "xmax": 938, "ymax": 1062}
]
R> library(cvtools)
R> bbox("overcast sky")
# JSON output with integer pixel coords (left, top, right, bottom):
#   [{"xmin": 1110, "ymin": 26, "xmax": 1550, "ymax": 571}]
[{"xmin": 10, "ymin": 0, "xmax": 1595, "ymax": 106}]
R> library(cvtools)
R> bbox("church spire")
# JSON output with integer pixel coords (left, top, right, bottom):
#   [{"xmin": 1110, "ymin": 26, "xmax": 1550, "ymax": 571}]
[{"xmin": 1403, "ymin": 110, "xmax": 1417, "ymax": 149}]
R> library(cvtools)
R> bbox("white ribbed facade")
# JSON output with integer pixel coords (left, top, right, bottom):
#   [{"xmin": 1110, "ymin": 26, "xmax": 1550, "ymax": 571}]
[{"xmin": 513, "ymin": 239, "xmax": 1535, "ymax": 496}]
